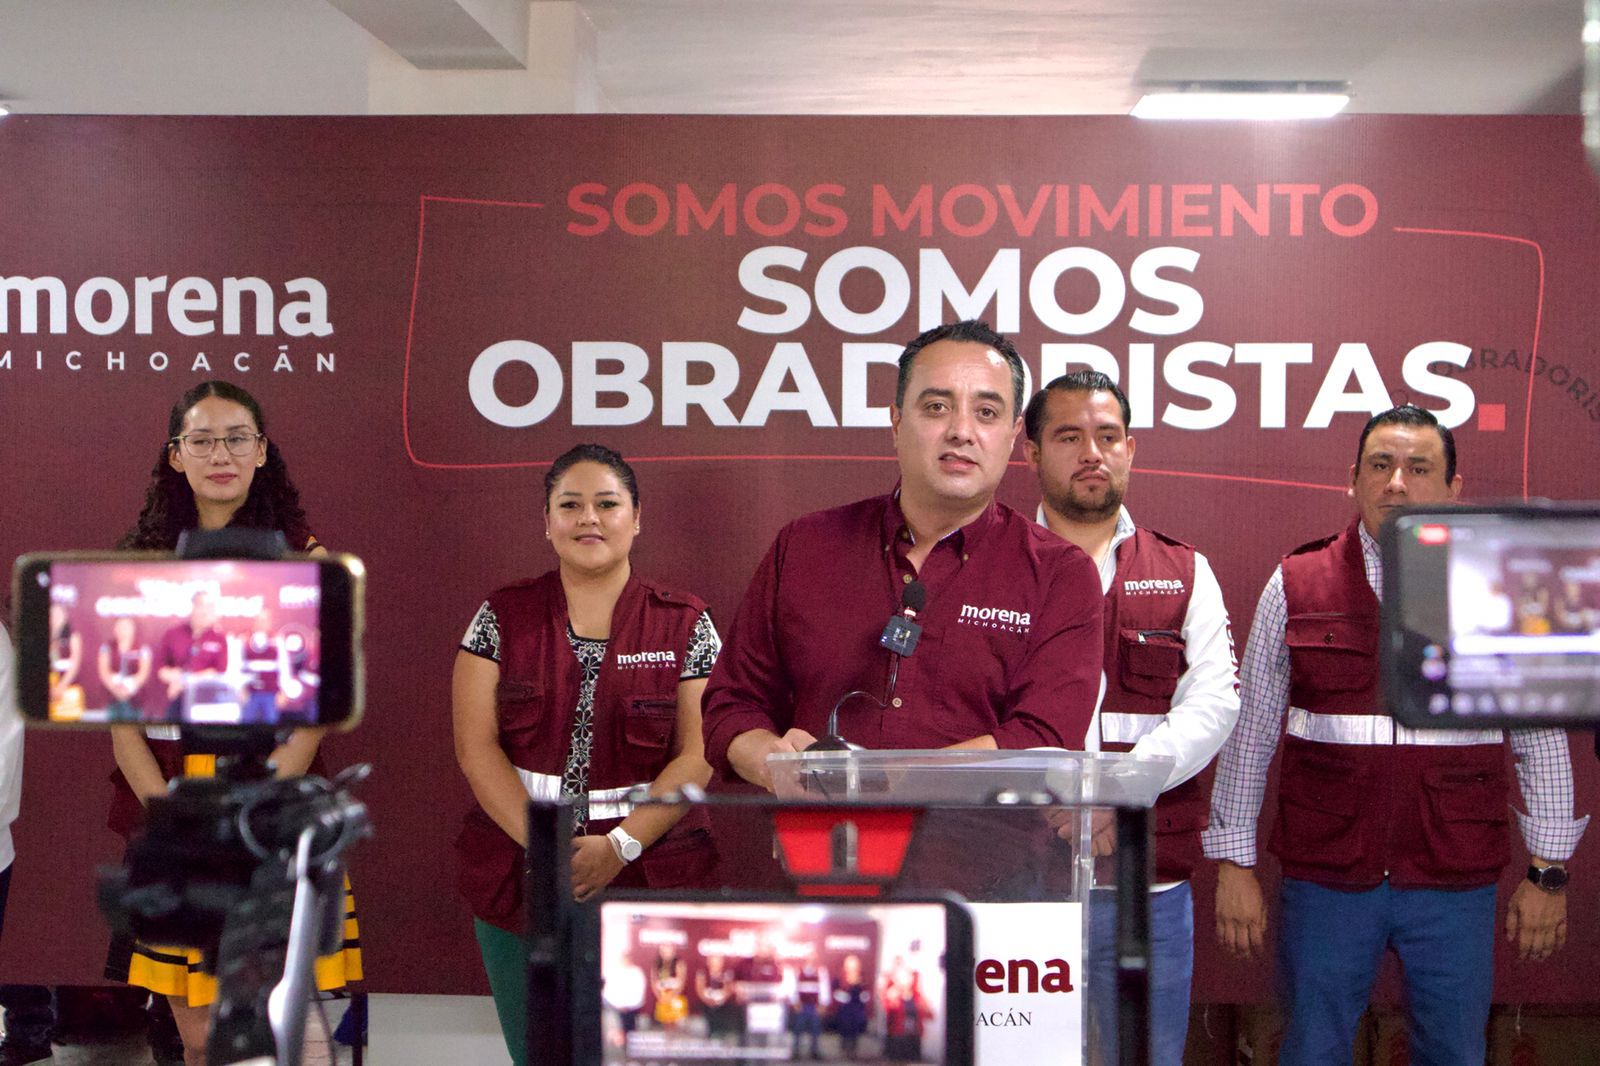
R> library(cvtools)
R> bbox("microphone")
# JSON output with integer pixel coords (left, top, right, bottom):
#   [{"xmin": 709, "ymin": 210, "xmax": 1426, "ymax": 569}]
[
  {"xmin": 807, "ymin": 582, "xmax": 928, "ymax": 753},
  {"xmin": 879, "ymin": 581, "xmax": 926, "ymax": 657}
]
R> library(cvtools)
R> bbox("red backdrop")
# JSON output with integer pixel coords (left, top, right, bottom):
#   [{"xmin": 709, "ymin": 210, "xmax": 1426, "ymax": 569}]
[{"xmin": 0, "ymin": 115, "xmax": 1597, "ymax": 1003}]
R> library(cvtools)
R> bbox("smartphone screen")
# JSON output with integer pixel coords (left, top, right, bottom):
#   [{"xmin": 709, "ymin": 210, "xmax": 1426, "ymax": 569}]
[
  {"xmin": 598, "ymin": 898, "xmax": 963, "ymax": 1065},
  {"xmin": 1384, "ymin": 506, "xmax": 1600, "ymax": 726},
  {"xmin": 12, "ymin": 554, "xmax": 361, "ymax": 729}
]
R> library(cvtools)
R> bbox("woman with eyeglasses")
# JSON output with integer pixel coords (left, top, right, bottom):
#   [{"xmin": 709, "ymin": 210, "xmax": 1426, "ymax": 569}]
[
  {"xmin": 106, "ymin": 380, "xmax": 360, "ymax": 1066},
  {"xmin": 453, "ymin": 443, "xmax": 720, "ymax": 1066}
]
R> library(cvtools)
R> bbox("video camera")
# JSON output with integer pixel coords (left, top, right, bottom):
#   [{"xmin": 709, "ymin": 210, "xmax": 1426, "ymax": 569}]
[{"xmin": 9, "ymin": 529, "xmax": 368, "ymax": 1066}]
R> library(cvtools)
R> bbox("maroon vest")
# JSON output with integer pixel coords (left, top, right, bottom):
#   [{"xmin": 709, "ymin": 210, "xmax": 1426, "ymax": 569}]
[
  {"xmin": 795, "ymin": 964, "xmax": 825, "ymax": 1005},
  {"xmin": 1099, "ymin": 527, "xmax": 1206, "ymax": 881},
  {"xmin": 1272, "ymin": 518, "xmax": 1509, "ymax": 888},
  {"xmin": 454, "ymin": 570, "xmax": 719, "ymax": 931}
]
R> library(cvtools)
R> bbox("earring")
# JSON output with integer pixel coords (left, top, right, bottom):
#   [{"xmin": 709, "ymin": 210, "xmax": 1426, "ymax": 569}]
[
  {"xmin": 634, "ymin": 525, "xmax": 641, "ymax": 534},
  {"xmin": 544, "ymin": 530, "xmax": 551, "ymax": 538}
]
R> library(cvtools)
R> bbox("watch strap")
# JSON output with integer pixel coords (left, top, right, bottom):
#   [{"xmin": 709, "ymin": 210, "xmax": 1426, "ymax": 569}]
[{"xmin": 608, "ymin": 826, "xmax": 641, "ymax": 863}]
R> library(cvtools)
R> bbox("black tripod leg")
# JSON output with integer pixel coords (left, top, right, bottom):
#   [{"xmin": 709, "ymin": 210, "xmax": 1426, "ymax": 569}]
[{"xmin": 208, "ymin": 863, "xmax": 294, "ymax": 1064}]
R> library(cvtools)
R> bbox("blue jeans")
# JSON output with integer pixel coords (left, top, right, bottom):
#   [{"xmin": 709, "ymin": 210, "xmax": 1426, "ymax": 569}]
[
  {"xmin": 792, "ymin": 1002, "xmax": 822, "ymax": 1058},
  {"xmin": 1278, "ymin": 877, "xmax": 1496, "ymax": 1066},
  {"xmin": 1088, "ymin": 880, "xmax": 1193, "ymax": 1066}
]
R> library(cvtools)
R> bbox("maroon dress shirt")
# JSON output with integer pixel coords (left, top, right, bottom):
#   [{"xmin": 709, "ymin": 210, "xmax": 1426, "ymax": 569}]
[
  {"xmin": 157, "ymin": 623, "xmax": 228, "ymax": 674},
  {"xmin": 703, "ymin": 493, "xmax": 1102, "ymax": 779}
]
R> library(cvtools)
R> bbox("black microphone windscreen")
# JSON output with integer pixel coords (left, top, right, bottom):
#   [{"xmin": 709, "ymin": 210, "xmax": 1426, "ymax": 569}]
[{"xmin": 903, "ymin": 581, "xmax": 927, "ymax": 613}]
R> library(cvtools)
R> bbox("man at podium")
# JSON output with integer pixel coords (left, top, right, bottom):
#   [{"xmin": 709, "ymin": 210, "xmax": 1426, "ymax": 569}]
[{"xmin": 702, "ymin": 320, "xmax": 1103, "ymax": 789}]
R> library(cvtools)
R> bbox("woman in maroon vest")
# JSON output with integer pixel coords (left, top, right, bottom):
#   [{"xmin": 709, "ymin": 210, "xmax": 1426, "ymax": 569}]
[
  {"xmin": 453, "ymin": 443, "xmax": 720, "ymax": 1066},
  {"xmin": 107, "ymin": 379, "xmax": 361, "ymax": 1066}
]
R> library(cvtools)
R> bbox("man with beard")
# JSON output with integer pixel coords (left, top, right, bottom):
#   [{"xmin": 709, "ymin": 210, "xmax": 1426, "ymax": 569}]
[{"xmin": 1023, "ymin": 371, "xmax": 1240, "ymax": 1066}]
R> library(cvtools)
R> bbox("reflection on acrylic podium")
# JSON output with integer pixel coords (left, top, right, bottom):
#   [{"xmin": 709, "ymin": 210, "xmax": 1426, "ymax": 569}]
[{"xmin": 526, "ymin": 748, "xmax": 1171, "ymax": 1066}]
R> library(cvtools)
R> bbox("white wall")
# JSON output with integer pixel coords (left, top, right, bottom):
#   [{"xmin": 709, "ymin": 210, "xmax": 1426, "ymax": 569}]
[{"xmin": 0, "ymin": 0, "xmax": 600, "ymax": 115}]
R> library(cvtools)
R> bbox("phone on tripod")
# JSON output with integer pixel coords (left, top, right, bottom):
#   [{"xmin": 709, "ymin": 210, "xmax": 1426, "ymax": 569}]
[
  {"xmin": 11, "ymin": 548, "xmax": 363, "ymax": 729},
  {"xmin": 10, "ymin": 530, "xmax": 370, "ymax": 1066}
]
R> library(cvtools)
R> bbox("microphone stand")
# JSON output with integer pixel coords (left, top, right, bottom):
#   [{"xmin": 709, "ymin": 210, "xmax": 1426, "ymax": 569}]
[
  {"xmin": 808, "ymin": 615, "xmax": 919, "ymax": 753},
  {"xmin": 808, "ymin": 689, "xmax": 875, "ymax": 753},
  {"xmin": 803, "ymin": 581, "xmax": 926, "ymax": 778}
]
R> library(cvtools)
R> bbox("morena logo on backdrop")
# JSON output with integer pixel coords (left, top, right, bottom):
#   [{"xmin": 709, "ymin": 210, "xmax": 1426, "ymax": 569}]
[{"xmin": 0, "ymin": 274, "xmax": 337, "ymax": 376}]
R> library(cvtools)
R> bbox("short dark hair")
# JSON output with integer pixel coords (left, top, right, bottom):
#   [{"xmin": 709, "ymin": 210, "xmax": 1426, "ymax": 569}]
[
  {"xmin": 545, "ymin": 443, "xmax": 639, "ymax": 509},
  {"xmin": 895, "ymin": 320, "xmax": 1025, "ymax": 418},
  {"xmin": 1356, "ymin": 405, "xmax": 1457, "ymax": 483},
  {"xmin": 1023, "ymin": 371, "xmax": 1132, "ymax": 444}
]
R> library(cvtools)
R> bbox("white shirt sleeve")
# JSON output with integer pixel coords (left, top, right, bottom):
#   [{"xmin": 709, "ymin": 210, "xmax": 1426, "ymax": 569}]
[
  {"xmin": 0, "ymin": 626, "xmax": 25, "ymax": 873},
  {"xmin": 1126, "ymin": 552, "xmax": 1241, "ymax": 790},
  {"xmin": 1507, "ymin": 727, "xmax": 1588, "ymax": 862}
]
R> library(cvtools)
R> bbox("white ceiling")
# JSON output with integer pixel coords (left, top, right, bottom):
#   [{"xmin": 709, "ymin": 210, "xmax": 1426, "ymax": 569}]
[
  {"xmin": 0, "ymin": 0, "xmax": 1585, "ymax": 115},
  {"xmin": 582, "ymin": 0, "xmax": 1586, "ymax": 115}
]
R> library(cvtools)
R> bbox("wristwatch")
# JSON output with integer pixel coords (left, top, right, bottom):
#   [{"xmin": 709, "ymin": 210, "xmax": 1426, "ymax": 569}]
[
  {"xmin": 1527, "ymin": 863, "xmax": 1569, "ymax": 892},
  {"xmin": 607, "ymin": 826, "xmax": 643, "ymax": 864}
]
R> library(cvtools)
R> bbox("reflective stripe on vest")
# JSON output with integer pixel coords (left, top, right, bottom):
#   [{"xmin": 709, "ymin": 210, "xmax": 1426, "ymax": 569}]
[
  {"xmin": 1101, "ymin": 711, "xmax": 1165, "ymax": 745},
  {"xmin": 1286, "ymin": 707, "xmax": 1501, "ymax": 747},
  {"xmin": 514, "ymin": 767, "xmax": 651, "ymax": 821}
]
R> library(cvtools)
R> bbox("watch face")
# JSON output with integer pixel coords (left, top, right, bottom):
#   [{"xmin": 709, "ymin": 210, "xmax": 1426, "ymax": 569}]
[
  {"xmin": 1533, "ymin": 865, "xmax": 1569, "ymax": 890},
  {"xmin": 622, "ymin": 839, "xmax": 642, "ymax": 860}
]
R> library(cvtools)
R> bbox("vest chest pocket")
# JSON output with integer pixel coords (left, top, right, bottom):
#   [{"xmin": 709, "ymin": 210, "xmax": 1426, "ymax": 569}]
[
  {"xmin": 494, "ymin": 679, "xmax": 546, "ymax": 742},
  {"xmin": 1119, "ymin": 628, "xmax": 1185, "ymax": 699},
  {"xmin": 1285, "ymin": 613, "xmax": 1376, "ymax": 692},
  {"xmin": 624, "ymin": 696, "xmax": 678, "ymax": 769}
]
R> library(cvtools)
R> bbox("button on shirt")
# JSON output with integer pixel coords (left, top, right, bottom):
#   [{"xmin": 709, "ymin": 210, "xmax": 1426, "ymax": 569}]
[
  {"xmin": 1203, "ymin": 522, "xmax": 1588, "ymax": 867},
  {"xmin": 703, "ymin": 493, "xmax": 1103, "ymax": 776}
]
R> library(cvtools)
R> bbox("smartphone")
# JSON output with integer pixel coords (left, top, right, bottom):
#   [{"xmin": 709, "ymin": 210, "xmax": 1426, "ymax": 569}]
[
  {"xmin": 1382, "ymin": 504, "xmax": 1600, "ymax": 727},
  {"xmin": 587, "ymin": 893, "xmax": 973, "ymax": 1066},
  {"xmin": 11, "ymin": 552, "xmax": 364, "ymax": 730}
]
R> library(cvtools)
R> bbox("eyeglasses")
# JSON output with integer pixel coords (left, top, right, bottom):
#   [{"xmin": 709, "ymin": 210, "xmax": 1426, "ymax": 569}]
[{"xmin": 170, "ymin": 432, "xmax": 264, "ymax": 458}]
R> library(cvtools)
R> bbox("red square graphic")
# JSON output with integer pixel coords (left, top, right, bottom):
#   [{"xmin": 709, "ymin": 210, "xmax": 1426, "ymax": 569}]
[{"xmin": 1477, "ymin": 403, "xmax": 1506, "ymax": 432}]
